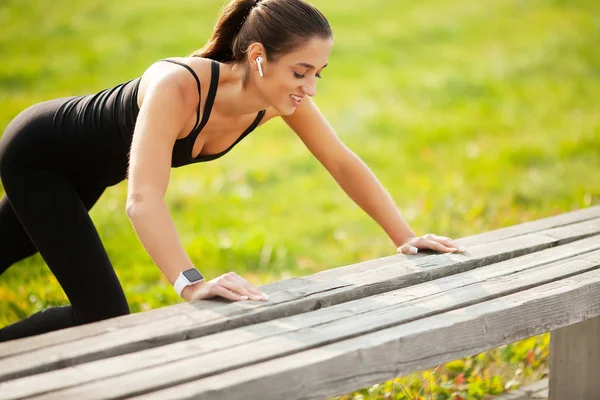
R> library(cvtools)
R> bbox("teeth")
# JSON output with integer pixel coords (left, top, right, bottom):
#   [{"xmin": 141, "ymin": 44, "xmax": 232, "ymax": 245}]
[{"xmin": 291, "ymin": 94, "xmax": 301, "ymax": 101}]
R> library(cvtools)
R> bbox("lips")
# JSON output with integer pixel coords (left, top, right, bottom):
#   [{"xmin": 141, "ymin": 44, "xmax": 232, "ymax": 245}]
[{"xmin": 290, "ymin": 94, "xmax": 303, "ymax": 107}]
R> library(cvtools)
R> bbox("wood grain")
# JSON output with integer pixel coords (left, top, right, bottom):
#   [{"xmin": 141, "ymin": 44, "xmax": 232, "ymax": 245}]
[
  {"xmin": 1, "ymin": 219, "xmax": 598, "ymax": 383},
  {"xmin": 126, "ymin": 268, "xmax": 600, "ymax": 400},
  {"xmin": 3, "ymin": 239, "xmax": 598, "ymax": 399},
  {"xmin": 2, "ymin": 206, "xmax": 597, "ymax": 361},
  {"xmin": 548, "ymin": 316, "xmax": 600, "ymax": 399}
]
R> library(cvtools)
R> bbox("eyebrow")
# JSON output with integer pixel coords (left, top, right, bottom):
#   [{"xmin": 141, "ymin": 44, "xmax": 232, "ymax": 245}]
[{"xmin": 295, "ymin": 62, "xmax": 328, "ymax": 70}]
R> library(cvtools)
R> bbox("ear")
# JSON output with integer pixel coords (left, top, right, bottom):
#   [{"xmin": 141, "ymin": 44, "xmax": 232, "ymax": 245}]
[{"xmin": 247, "ymin": 42, "xmax": 267, "ymax": 70}]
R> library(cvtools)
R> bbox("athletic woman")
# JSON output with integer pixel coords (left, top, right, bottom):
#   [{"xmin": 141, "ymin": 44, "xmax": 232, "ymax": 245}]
[{"xmin": 0, "ymin": 0, "xmax": 466, "ymax": 342}]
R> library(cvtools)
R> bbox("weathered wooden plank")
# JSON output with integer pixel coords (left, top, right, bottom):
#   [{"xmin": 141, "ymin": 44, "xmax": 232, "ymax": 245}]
[
  {"xmin": 126, "ymin": 268, "xmax": 600, "ymax": 400},
  {"xmin": 0, "ymin": 222, "xmax": 598, "ymax": 383},
  {"xmin": 3, "ymin": 242, "xmax": 599, "ymax": 399},
  {"xmin": 1, "ymin": 207, "xmax": 596, "ymax": 360},
  {"xmin": 2, "ymin": 214, "xmax": 597, "ymax": 366},
  {"xmin": 0, "ymin": 278, "xmax": 353, "ymax": 360},
  {"xmin": 548, "ymin": 316, "xmax": 600, "ymax": 399},
  {"xmin": 493, "ymin": 378, "xmax": 549, "ymax": 400},
  {"xmin": 456, "ymin": 205, "xmax": 600, "ymax": 247},
  {"xmin": 309, "ymin": 216, "xmax": 600, "ymax": 281},
  {"xmin": 0, "ymin": 276, "xmax": 320, "ymax": 359},
  {"xmin": 528, "ymin": 379, "xmax": 550, "ymax": 400}
]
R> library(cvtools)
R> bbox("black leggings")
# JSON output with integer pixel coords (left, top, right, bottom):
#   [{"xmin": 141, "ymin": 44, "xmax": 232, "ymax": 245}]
[{"xmin": 0, "ymin": 99, "xmax": 130, "ymax": 342}]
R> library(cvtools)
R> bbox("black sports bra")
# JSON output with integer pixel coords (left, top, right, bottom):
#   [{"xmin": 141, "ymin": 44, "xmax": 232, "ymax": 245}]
[{"xmin": 159, "ymin": 59, "xmax": 266, "ymax": 168}]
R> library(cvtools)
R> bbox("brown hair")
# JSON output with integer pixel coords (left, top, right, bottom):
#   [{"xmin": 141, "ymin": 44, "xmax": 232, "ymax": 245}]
[{"xmin": 188, "ymin": 0, "xmax": 332, "ymax": 63}]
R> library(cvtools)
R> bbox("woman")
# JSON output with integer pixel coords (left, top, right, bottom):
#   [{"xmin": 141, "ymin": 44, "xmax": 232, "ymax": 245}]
[{"xmin": 0, "ymin": 0, "xmax": 466, "ymax": 342}]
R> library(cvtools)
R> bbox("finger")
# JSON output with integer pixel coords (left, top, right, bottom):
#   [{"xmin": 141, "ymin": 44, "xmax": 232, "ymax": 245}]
[
  {"xmin": 436, "ymin": 236, "xmax": 466, "ymax": 252},
  {"xmin": 219, "ymin": 277, "xmax": 250, "ymax": 296},
  {"xmin": 419, "ymin": 238, "xmax": 456, "ymax": 253},
  {"xmin": 450, "ymin": 241, "xmax": 466, "ymax": 252},
  {"xmin": 213, "ymin": 284, "xmax": 248, "ymax": 302},
  {"xmin": 439, "ymin": 237, "xmax": 461, "ymax": 251},
  {"xmin": 398, "ymin": 244, "xmax": 418, "ymax": 254},
  {"xmin": 428, "ymin": 234, "xmax": 453, "ymax": 246},
  {"xmin": 453, "ymin": 241, "xmax": 467, "ymax": 252},
  {"xmin": 229, "ymin": 274, "xmax": 269, "ymax": 299},
  {"xmin": 234, "ymin": 275, "xmax": 269, "ymax": 299},
  {"xmin": 429, "ymin": 235, "xmax": 466, "ymax": 252},
  {"xmin": 238, "ymin": 277, "xmax": 266, "ymax": 297},
  {"xmin": 220, "ymin": 277, "xmax": 268, "ymax": 301}
]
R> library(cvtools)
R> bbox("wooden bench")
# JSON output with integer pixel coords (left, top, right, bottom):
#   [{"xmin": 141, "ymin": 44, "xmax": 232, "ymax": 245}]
[{"xmin": 1, "ymin": 206, "xmax": 599, "ymax": 400}]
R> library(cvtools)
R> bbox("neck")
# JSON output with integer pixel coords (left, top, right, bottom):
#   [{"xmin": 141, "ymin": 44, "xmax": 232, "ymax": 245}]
[{"xmin": 216, "ymin": 62, "xmax": 270, "ymax": 116}]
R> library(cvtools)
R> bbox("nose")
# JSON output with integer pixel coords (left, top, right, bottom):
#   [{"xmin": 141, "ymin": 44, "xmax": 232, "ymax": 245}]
[{"xmin": 301, "ymin": 79, "xmax": 317, "ymax": 97}]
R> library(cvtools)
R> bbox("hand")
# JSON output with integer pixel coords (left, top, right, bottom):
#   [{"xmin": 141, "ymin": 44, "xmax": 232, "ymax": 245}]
[
  {"xmin": 182, "ymin": 271, "xmax": 270, "ymax": 302},
  {"xmin": 397, "ymin": 233, "xmax": 467, "ymax": 255}
]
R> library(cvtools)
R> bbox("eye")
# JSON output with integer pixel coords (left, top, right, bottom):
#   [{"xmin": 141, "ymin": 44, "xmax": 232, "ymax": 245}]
[{"xmin": 294, "ymin": 72, "xmax": 323, "ymax": 79}]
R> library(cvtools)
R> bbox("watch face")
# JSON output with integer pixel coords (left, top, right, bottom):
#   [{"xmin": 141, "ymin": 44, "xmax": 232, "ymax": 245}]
[{"xmin": 183, "ymin": 269, "xmax": 204, "ymax": 282}]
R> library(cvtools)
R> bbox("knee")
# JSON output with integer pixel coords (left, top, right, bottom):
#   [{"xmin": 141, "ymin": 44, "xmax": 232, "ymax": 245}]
[{"xmin": 104, "ymin": 302, "xmax": 131, "ymax": 320}]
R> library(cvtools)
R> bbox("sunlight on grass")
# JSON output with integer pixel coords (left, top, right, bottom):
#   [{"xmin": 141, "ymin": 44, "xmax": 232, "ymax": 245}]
[{"xmin": 1, "ymin": 0, "xmax": 598, "ymax": 398}]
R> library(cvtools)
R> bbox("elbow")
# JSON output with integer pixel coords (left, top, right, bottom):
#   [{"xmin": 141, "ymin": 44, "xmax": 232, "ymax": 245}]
[
  {"xmin": 126, "ymin": 190, "xmax": 142, "ymax": 218},
  {"xmin": 329, "ymin": 149, "xmax": 358, "ymax": 177},
  {"xmin": 126, "ymin": 191, "xmax": 162, "ymax": 219},
  {"xmin": 125, "ymin": 202, "xmax": 137, "ymax": 219},
  {"xmin": 126, "ymin": 200, "xmax": 143, "ymax": 220}
]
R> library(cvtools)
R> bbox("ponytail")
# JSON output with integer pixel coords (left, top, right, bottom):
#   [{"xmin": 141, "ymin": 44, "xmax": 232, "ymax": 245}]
[
  {"xmin": 188, "ymin": 0, "xmax": 332, "ymax": 64},
  {"xmin": 188, "ymin": 0, "xmax": 258, "ymax": 62}
]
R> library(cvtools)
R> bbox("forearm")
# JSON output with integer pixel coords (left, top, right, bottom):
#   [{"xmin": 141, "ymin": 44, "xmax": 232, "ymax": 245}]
[
  {"xmin": 333, "ymin": 154, "xmax": 416, "ymax": 247},
  {"xmin": 126, "ymin": 199, "xmax": 196, "ymax": 286}
]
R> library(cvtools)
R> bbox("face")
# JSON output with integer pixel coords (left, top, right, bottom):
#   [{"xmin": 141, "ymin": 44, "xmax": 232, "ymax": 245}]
[{"xmin": 257, "ymin": 37, "xmax": 333, "ymax": 115}]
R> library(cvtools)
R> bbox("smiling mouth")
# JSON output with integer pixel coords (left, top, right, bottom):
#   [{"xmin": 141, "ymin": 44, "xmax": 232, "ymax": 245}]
[{"xmin": 290, "ymin": 94, "xmax": 303, "ymax": 106}]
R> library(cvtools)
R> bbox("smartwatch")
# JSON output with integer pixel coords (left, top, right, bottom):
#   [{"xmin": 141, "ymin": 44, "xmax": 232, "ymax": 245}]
[{"xmin": 174, "ymin": 268, "xmax": 205, "ymax": 297}]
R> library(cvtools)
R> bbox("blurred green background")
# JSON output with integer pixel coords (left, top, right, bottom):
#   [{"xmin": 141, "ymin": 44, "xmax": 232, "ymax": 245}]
[{"xmin": 1, "ymin": 0, "xmax": 599, "ymax": 398}]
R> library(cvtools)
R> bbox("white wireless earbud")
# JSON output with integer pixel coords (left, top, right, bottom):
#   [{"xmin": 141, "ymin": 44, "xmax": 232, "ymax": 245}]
[{"xmin": 256, "ymin": 56, "xmax": 264, "ymax": 77}]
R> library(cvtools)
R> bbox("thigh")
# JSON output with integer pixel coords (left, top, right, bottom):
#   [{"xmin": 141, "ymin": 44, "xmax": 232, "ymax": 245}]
[
  {"xmin": 76, "ymin": 183, "xmax": 107, "ymax": 211},
  {"xmin": 1, "ymin": 166, "xmax": 128, "ymax": 323},
  {"xmin": 0, "ymin": 97, "xmax": 76, "ymax": 170},
  {"xmin": 0, "ymin": 182, "xmax": 107, "ymax": 275},
  {"xmin": 0, "ymin": 195, "xmax": 38, "ymax": 274},
  {"xmin": 0, "ymin": 101, "xmax": 59, "ymax": 271},
  {"xmin": 1, "ymin": 98, "xmax": 128, "ymax": 322}
]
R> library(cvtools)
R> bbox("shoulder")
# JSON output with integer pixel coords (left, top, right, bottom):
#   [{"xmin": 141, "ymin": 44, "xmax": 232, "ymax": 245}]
[
  {"xmin": 137, "ymin": 57, "xmax": 214, "ymax": 109},
  {"xmin": 144, "ymin": 57, "xmax": 213, "ymax": 82}
]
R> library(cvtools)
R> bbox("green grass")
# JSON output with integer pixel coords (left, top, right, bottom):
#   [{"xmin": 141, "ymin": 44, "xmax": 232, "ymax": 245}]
[{"xmin": 1, "ymin": 0, "xmax": 599, "ymax": 398}]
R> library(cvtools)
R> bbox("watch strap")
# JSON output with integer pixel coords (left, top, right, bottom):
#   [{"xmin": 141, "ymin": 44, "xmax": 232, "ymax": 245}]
[
  {"xmin": 173, "ymin": 269, "xmax": 204, "ymax": 298},
  {"xmin": 173, "ymin": 275, "xmax": 189, "ymax": 297}
]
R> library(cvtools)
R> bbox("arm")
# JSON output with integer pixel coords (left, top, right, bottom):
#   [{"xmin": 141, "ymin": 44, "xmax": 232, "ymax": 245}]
[
  {"xmin": 126, "ymin": 63, "xmax": 268, "ymax": 303},
  {"xmin": 125, "ymin": 65, "xmax": 199, "ymax": 299},
  {"xmin": 282, "ymin": 97, "xmax": 465, "ymax": 254},
  {"xmin": 326, "ymin": 151, "xmax": 416, "ymax": 248}
]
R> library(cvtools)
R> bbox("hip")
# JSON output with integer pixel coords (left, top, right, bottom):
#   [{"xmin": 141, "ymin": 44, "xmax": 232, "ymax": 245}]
[{"xmin": 0, "ymin": 97, "xmax": 130, "ymax": 187}]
